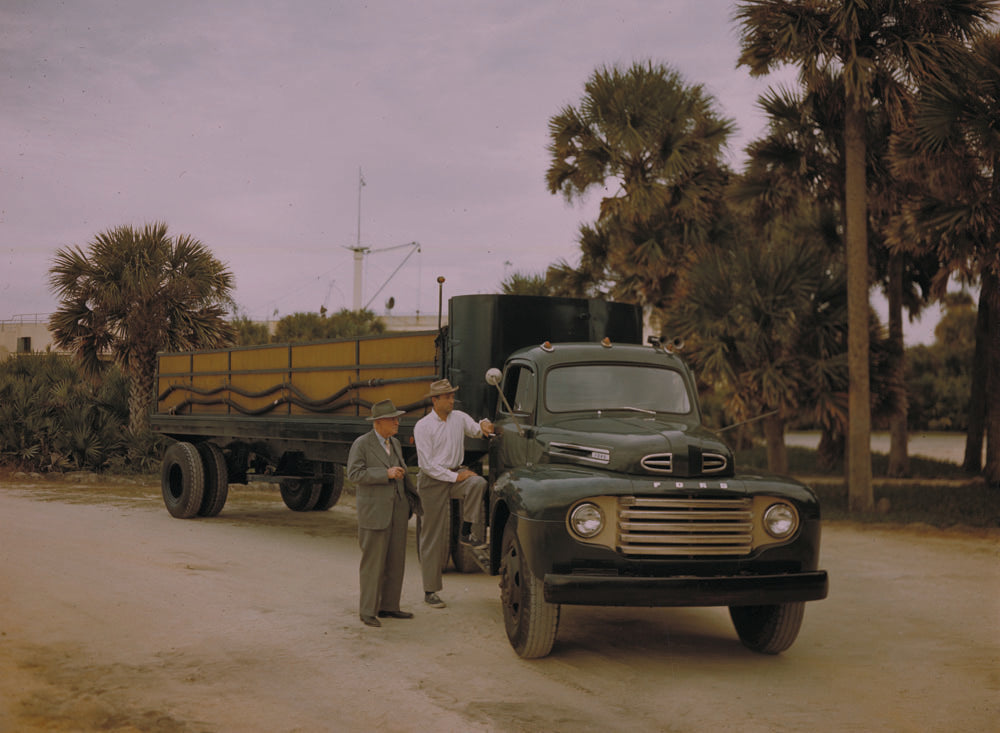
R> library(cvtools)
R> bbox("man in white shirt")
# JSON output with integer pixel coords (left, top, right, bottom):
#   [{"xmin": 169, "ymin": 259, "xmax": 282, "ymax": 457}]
[{"xmin": 413, "ymin": 379, "xmax": 494, "ymax": 609}]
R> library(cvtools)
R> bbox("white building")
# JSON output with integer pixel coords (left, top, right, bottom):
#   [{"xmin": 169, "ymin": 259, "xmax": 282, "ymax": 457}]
[{"xmin": 0, "ymin": 315, "xmax": 57, "ymax": 359}]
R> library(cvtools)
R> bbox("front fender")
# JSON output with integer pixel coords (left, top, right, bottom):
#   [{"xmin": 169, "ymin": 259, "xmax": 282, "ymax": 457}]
[{"xmin": 491, "ymin": 464, "xmax": 634, "ymax": 521}]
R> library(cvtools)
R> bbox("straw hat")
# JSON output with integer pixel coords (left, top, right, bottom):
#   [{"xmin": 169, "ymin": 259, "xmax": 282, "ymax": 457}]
[{"xmin": 423, "ymin": 379, "xmax": 459, "ymax": 399}]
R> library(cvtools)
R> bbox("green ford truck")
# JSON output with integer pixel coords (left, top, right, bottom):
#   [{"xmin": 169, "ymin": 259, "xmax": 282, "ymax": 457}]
[{"xmin": 151, "ymin": 294, "xmax": 827, "ymax": 658}]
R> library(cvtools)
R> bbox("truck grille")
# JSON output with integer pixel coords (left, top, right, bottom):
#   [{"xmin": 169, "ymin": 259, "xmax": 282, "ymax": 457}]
[{"xmin": 617, "ymin": 496, "xmax": 753, "ymax": 556}]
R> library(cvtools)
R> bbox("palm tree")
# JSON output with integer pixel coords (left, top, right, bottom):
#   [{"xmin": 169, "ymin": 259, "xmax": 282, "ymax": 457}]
[
  {"xmin": 734, "ymin": 0, "xmax": 996, "ymax": 510},
  {"xmin": 889, "ymin": 30, "xmax": 1000, "ymax": 486},
  {"xmin": 49, "ymin": 222, "xmax": 235, "ymax": 436},
  {"xmin": 738, "ymin": 71, "xmax": 941, "ymax": 477},
  {"xmin": 500, "ymin": 271, "xmax": 550, "ymax": 296},
  {"xmin": 546, "ymin": 60, "xmax": 734, "ymax": 309}
]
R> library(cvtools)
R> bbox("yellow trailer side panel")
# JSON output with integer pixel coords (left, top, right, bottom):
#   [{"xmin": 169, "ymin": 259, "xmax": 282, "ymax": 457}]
[
  {"xmin": 291, "ymin": 341, "xmax": 358, "ymax": 369},
  {"xmin": 156, "ymin": 332, "xmax": 439, "ymax": 417}
]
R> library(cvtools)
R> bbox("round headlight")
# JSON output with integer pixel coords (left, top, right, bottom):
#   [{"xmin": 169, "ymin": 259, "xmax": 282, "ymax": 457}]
[
  {"xmin": 570, "ymin": 503, "xmax": 604, "ymax": 538},
  {"xmin": 763, "ymin": 503, "xmax": 798, "ymax": 538}
]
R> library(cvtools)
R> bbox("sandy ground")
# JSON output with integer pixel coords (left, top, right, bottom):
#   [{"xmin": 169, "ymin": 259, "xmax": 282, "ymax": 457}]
[{"xmin": 1, "ymin": 476, "xmax": 998, "ymax": 733}]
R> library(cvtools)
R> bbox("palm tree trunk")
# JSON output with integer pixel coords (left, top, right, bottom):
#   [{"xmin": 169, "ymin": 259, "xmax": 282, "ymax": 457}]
[
  {"xmin": 844, "ymin": 103, "xmax": 873, "ymax": 512},
  {"xmin": 887, "ymin": 252, "xmax": 909, "ymax": 477},
  {"xmin": 126, "ymin": 353, "xmax": 158, "ymax": 437},
  {"xmin": 962, "ymin": 280, "xmax": 990, "ymax": 473},
  {"xmin": 982, "ymin": 270, "xmax": 1000, "ymax": 488},
  {"xmin": 817, "ymin": 427, "xmax": 844, "ymax": 474},
  {"xmin": 763, "ymin": 412, "xmax": 788, "ymax": 475}
]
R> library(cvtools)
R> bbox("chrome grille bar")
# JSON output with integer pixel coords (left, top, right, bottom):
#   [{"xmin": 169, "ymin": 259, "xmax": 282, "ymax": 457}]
[
  {"xmin": 640, "ymin": 453, "xmax": 673, "ymax": 473},
  {"xmin": 618, "ymin": 496, "xmax": 753, "ymax": 556},
  {"xmin": 702, "ymin": 452, "xmax": 728, "ymax": 474}
]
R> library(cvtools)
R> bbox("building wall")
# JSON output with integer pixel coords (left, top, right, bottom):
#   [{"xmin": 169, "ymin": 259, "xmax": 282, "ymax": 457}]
[{"xmin": 0, "ymin": 318, "xmax": 57, "ymax": 359}]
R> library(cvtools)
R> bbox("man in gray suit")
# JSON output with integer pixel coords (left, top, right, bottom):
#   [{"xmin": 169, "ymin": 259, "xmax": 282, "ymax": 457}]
[{"xmin": 347, "ymin": 399, "xmax": 420, "ymax": 627}]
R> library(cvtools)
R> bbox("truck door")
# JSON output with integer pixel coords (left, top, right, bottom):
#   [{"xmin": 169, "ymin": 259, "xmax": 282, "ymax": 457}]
[{"xmin": 491, "ymin": 362, "xmax": 536, "ymax": 476}]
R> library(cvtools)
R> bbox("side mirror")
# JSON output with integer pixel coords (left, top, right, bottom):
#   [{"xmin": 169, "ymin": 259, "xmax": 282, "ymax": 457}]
[{"xmin": 484, "ymin": 367, "xmax": 524, "ymax": 437}]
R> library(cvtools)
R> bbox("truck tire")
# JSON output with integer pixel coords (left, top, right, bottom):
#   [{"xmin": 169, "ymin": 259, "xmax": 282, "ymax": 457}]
[
  {"xmin": 161, "ymin": 442, "xmax": 205, "ymax": 519},
  {"xmin": 196, "ymin": 442, "xmax": 229, "ymax": 517},
  {"xmin": 450, "ymin": 499, "xmax": 480, "ymax": 573},
  {"xmin": 313, "ymin": 465, "xmax": 344, "ymax": 511},
  {"xmin": 729, "ymin": 602, "xmax": 805, "ymax": 654},
  {"xmin": 499, "ymin": 522, "xmax": 560, "ymax": 659},
  {"xmin": 279, "ymin": 478, "xmax": 321, "ymax": 512}
]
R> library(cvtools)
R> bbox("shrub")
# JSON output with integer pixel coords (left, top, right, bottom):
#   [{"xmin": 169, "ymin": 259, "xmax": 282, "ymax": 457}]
[{"xmin": 0, "ymin": 354, "xmax": 161, "ymax": 473}]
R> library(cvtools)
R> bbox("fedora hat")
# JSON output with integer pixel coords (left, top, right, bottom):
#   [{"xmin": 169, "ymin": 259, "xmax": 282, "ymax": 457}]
[
  {"xmin": 424, "ymin": 379, "xmax": 459, "ymax": 399},
  {"xmin": 367, "ymin": 399, "xmax": 406, "ymax": 421}
]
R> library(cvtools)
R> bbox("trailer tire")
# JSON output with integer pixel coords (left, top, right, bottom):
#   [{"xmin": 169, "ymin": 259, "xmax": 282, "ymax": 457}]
[
  {"xmin": 196, "ymin": 442, "xmax": 229, "ymax": 517},
  {"xmin": 161, "ymin": 442, "xmax": 205, "ymax": 519},
  {"xmin": 499, "ymin": 521, "xmax": 560, "ymax": 659},
  {"xmin": 729, "ymin": 602, "xmax": 805, "ymax": 654},
  {"xmin": 280, "ymin": 478, "xmax": 321, "ymax": 511},
  {"xmin": 313, "ymin": 465, "xmax": 344, "ymax": 511}
]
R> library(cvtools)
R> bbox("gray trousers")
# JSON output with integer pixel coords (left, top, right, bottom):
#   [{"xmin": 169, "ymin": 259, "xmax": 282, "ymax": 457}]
[
  {"xmin": 358, "ymin": 493, "xmax": 409, "ymax": 618},
  {"xmin": 417, "ymin": 472, "xmax": 486, "ymax": 593}
]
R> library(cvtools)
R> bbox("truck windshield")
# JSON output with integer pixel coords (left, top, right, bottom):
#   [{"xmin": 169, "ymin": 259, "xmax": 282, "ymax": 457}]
[{"xmin": 545, "ymin": 364, "xmax": 692, "ymax": 414}]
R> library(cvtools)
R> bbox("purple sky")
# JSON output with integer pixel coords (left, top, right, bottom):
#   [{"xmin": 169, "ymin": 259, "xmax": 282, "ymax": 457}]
[{"xmin": 1, "ymin": 0, "xmax": 942, "ymax": 342}]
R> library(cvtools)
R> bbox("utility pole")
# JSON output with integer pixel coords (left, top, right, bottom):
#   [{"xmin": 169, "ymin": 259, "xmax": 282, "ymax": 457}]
[
  {"xmin": 351, "ymin": 167, "xmax": 367, "ymax": 311},
  {"xmin": 345, "ymin": 167, "xmax": 420, "ymax": 313}
]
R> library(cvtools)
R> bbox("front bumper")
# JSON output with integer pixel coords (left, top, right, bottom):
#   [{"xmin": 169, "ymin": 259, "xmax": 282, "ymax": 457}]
[{"xmin": 544, "ymin": 570, "xmax": 829, "ymax": 607}]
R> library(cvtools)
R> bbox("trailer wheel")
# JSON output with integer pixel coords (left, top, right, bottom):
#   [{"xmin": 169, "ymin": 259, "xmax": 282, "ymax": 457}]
[
  {"xmin": 729, "ymin": 602, "xmax": 805, "ymax": 654},
  {"xmin": 161, "ymin": 442, "xmax": 205, "ymax": 519},
  {"xmin": 313, "ymin": 465, "xmax": 344, "ymax": 511},
  {"xmin": 196, "ymin": 442, "xmax": 229, "ymax": 517},
  {"xmin": 279, "ymin": 478, "xmax": 321, "ymax": 511},
  {"xmin": 499, "ymin": 522, "xmax": 560, "ymax": 659}
]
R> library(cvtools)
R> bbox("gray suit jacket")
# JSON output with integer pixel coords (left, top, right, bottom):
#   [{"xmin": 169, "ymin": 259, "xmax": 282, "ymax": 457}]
[{"xmin": 347, "ymin": 430, "xmax": 419, "ymax": 530}]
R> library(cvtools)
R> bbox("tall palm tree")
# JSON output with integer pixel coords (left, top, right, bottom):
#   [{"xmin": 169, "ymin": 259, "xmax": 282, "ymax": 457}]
[
  {"xmin": 889, "ymin": 30, "xmax": 1000, "ymax": 486},
  {"xmin": 734, "ymin": 0, "xmax": 996, "ymax": 510},
  {"xmin": 49, "ymin": 222, "xmax": 235, "ymax": 436},
  {"xmin": 546, "ymin": 60, "xmax": 734, "ymax": 309}
]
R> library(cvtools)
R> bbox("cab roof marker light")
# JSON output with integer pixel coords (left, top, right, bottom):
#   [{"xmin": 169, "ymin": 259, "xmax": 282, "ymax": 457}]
[
  {"xmin": 601, "ymin": 337, "xmax": 612, "ymax": 348},
  {"xmin": 541, "ymin": 341, "xmax": 554, "ymax": 352}
]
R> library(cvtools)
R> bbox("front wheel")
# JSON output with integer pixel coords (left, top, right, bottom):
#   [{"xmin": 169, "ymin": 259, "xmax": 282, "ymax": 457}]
[
  {"xmin": 161, "ymin": 442, "xmax": 205, "ymax": 518},
  {"xmin": 729, "ymin": 602, "xmax": 805, "ymax": 654},
  {"xmin": 499, "ymin": 522, "xmax": 559, "ymax": 659}
]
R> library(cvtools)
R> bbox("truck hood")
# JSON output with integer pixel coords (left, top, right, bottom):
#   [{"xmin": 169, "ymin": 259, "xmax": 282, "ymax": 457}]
[{"xmin": 537, "ymin": 414, "xmax": 734, "ymax": 478}]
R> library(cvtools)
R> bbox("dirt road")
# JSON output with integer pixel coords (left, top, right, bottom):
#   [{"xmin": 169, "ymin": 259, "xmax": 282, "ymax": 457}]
[{"xmin": 1, "ymin": 477, "xmax": 998, "ymax": 732}]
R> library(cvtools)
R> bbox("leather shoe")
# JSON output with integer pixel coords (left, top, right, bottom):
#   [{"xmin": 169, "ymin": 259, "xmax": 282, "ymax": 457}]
[
  {"xmin": 377, "ymin": 610, "xmax": 414, "ymax": 619},
  {"xmin": 360, "ymin": 615, "xmax": 381, "ymax": 627},
  {"xmin": 460, "ymin": 532, "xmax": 485, "ymax": 547},
  {"xmin": 424, "ymin": 592, "xmax": 446, "ymax": 608}
]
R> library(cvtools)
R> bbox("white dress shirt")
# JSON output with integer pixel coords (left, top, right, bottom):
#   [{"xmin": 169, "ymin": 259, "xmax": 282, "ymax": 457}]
[{"xmin": 414, "ymin": 409, "xmax": 486, "ymax": 483}]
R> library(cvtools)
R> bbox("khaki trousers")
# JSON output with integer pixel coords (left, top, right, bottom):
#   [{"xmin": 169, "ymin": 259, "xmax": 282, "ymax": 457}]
[{"xmin": 417, "ymin": 472, "xmax": 486, "ymax": 593}]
